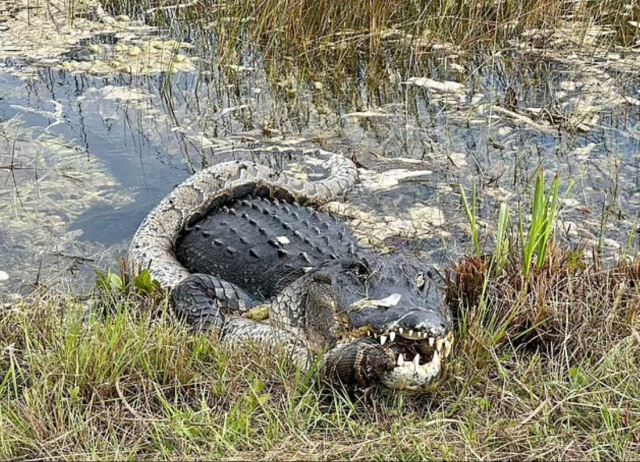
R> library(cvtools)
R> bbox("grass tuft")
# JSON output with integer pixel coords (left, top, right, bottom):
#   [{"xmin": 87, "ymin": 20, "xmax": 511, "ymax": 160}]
[
  {"xmin": 99, "ymin": 0, "xmax": 640, "ymax": 76},
  {"xmin": 519, "ymin": 169, "xmax": 571, "ymax": 279},
  {"xmin": 0, "ymin": 249, "xmax": 638, "ymax": 458}
]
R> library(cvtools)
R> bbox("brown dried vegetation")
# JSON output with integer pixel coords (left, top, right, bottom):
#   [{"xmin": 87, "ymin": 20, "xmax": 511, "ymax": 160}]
[{"xmin": 447, "ymin": 244, "xmax": 640, "ymax": 359}]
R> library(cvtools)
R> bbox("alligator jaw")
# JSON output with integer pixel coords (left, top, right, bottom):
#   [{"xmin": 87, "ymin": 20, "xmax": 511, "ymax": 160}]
[
  {"xmin": 381, "ymin": 349, "xmax": 442, "ymax": 390},
  {"xmin": 363, "ymin": 328, "xmax": 454, "ymax": 359},
  {"xmin": 370, "ymin": 330, "xmax": 453, "ymax": 390}
]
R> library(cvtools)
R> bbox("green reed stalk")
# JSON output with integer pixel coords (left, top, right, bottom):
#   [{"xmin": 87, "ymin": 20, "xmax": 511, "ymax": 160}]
[
  {"xmin": 520, "ymin": 169, "xmax": 570, "ymax": 278},
  {"xmin": 459, "ymin": 182, "xmax": 481, "ymax": 257}
]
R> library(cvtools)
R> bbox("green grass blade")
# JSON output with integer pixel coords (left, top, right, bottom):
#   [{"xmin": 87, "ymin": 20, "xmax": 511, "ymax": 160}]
[{"xmin": 459, "ymin": 182, "xmax": 481, "ymax": 257}]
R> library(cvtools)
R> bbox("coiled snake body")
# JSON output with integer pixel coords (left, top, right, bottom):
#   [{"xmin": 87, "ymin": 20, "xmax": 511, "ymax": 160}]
[{"xmin": 129, "ymin": 146, "xmax": 453, "ymax": 391}]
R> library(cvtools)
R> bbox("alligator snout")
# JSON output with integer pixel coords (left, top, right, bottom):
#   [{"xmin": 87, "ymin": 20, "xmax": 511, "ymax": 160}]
[
  {"xmin": 346, "ymin": 301, "xmax": 452, "ymax": 339},
  {"xmin": 341, "ymin": 292, "xmax": 454, "ymax": 391}
]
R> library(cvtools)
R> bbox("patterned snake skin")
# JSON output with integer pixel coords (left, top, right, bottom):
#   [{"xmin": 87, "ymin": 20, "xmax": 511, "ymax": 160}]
[
  {"xmin": 129, "ymin": 146, "xmax": 357, "ymax": 289},
  {"xmin": 128, "ymin": 145, "xmax": 361, "ymax": 373},
  {"xmin": 128, "ymin": 144, "xmax": 453, "ymax": 392}
]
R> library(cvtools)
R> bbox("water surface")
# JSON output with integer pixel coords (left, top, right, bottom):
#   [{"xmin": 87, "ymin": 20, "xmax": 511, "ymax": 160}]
[{"xmin": 1, "ymin": 8, "xmax": 639, "ymax": 298}]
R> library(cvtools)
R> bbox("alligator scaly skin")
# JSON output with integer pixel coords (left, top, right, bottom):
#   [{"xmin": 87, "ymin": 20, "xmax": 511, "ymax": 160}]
[
  {"xmin": 175, "ymin": 197, "xmax": 361, "ymax": 301},
  {"xmin": 129, "ymin": 146, "xmax": 357, "ymax": 290},
  {"xmin": 128, "ymin": 145, "xmax": 453, "ymax": 392}
]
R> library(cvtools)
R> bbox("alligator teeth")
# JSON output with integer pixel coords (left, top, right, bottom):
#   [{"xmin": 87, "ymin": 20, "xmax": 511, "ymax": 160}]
[
  {"xmin": 380, "ymin": 335, "xmax": 387, "ymax": 346},
  {"xmin": 373, "ymin": 333, "xmax": 378, "ymax": 339},
  {"xmin": 422, "ymin": 350, "xmax": 440, "ymax": 376},
  {"xmin": 391, "ymin": 347, "xmax": 443, "ymax": 382},
  {"xmin": 389, "ymin": 332, "xmax": 396, "ymax": 342},
  {"xmin": 436, "ymin": 338, "xmax": 444, "ymax": 352},
  {"xmin": 399, "ymin": 330, "xmax": 425, "ymax": 341},
  {"xmin": 398, "ymin": 327, "xmax": 404, "ymax": 334},
  {"xmin": 443, "ymin": 338, "xmax": 453, "ymax": 358},
  {"xmin": 428, "ymin": 337, "xmax": 435, "ymax": 347}
]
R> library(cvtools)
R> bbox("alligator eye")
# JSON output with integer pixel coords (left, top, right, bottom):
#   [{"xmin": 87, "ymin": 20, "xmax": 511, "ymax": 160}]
[
  {"xmin": 355, "ymin": 263, "xmax": 369, "ymax": 278},
  {"xmin": 311, "ymin": 272, "xmax": 333, "ymax": 285},
  {"xmin": 341, "ymin": 259, "xmax": 369, "ymax": 277},
  {"xmin": 425, "ymin": 266, "xmax": 445, "ymax": 285},
  {"xmin": 354, "ymin": 264, "xmax": 370, "ymax": 280}
]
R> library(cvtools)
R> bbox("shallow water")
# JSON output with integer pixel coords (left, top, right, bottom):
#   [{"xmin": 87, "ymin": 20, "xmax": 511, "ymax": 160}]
[{"xmin": 1, "ymin": 5, "xmax": 640, "ymax": 298}]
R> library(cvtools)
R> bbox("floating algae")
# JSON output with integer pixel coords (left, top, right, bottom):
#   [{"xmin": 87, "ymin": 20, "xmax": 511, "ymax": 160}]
[
  {"xmin": 0, "ymin": 117, "xmax": 134, "ymax": 295},
  {"xmin": 0, "ymin": 0, "xmax": 197, "ymax": 76}
]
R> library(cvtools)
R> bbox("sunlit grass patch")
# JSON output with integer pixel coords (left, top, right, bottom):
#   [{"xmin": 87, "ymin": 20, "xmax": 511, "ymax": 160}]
[
  {"xmin": 1, "ymin": 275, "xmax": 639, "ymax": 459},
  {"xmin": 0, "ymin": 296, "xmax": 318, "ymax": 459}
]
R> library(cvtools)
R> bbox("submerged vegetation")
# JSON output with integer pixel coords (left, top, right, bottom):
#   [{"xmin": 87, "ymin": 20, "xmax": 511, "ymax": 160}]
[
  {"xmin": 1, "ymin": 0, "xmax": 640, "ymax": 459},
  {"xmin": 94, "ymin": 0, "xmax": 640, "ymax": 87}
]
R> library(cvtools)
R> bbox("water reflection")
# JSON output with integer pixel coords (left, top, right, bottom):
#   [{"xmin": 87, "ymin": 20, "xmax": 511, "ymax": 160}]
[{"xmin": 0, "ymin": 43, "xmax": 639, "ymax": 296}]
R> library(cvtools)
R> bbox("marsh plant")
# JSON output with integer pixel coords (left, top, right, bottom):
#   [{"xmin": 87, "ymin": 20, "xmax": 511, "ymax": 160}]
[
  {"xmin": 99, "ymin": 0, "xmax": 640, "ymax": 68},
  {"xmin": 518, "ymin": 169, "xmax": 571, "ymax": 279},
  {"xmin": 448, "ymin": 167, "xmax": 640, "ymax": 360},
  {"xmin": 459, "ymin": 168, "xmax": 572, "ymax": 280}
]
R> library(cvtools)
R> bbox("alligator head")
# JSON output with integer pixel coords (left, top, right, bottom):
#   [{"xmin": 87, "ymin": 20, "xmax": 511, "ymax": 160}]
[{"xmin": 271, "ymin": 256, "xmax": 454, "ymax": 391}]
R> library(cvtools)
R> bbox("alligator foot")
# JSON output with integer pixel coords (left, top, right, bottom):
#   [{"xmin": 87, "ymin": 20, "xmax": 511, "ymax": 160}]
[{"xmin": 170, "ymin": 273, "xmax": 261, "ymax": 332}]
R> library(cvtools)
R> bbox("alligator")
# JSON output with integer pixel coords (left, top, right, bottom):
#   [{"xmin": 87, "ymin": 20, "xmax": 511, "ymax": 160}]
[{"xmin": 129, "ymin": 145, "xmax": 454, "ymax": 391}]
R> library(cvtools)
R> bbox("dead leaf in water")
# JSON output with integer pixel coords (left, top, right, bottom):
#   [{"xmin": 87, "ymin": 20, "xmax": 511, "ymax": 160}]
[{"xmin": 404, "ymin": 77, "xmax": 464, "ymax": 92}]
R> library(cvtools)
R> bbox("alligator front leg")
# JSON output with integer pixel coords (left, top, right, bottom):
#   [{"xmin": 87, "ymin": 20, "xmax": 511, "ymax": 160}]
[
  {"xmin": 172, "ymin": 274, "xmax": 311, "ymax": 369},
  {"xmin": 170, "ymin": 273, "xmax": 262, "ymax": 332}
]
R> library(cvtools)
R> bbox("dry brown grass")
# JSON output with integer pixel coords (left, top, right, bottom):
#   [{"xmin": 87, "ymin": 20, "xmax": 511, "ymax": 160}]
[
  {"xmin": 1, "ymin": 245, "xmax": 640, "ymax": 459},
  {"xmin": 447, "ymin": 244, "xmax": 640, "ymax": 359},
  {"xmin": 102, "ymin": 0, "xmax": 639, "ymax": 66}
]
